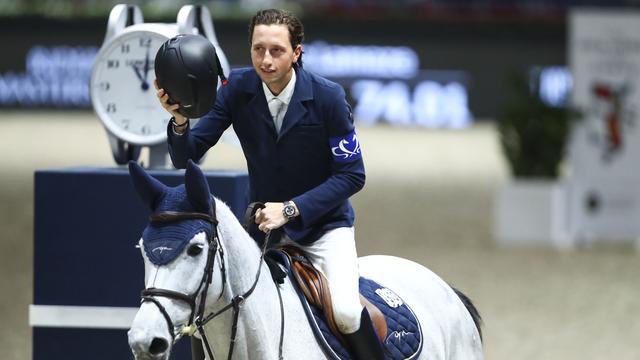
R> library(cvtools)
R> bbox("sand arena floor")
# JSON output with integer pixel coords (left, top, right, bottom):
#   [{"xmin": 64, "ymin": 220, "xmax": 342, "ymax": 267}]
[{"xmin": 1, "ymin": 111, "xmax": 639, "ymax": 359}]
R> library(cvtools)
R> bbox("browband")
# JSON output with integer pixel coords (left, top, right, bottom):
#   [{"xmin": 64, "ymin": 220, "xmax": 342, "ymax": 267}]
[{"xmin": 150, "ymin": 211, "xmax": 217, "ymax": 225}]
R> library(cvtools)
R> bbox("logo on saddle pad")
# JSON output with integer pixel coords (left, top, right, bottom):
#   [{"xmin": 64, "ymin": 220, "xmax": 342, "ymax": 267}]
[
  {"xmin": 387, "ymin": 330, "xmax": 413, "ymax": 342},
  {"xmin": 375, "ymin": 288, "xmax": 404, "ymax": 308}
]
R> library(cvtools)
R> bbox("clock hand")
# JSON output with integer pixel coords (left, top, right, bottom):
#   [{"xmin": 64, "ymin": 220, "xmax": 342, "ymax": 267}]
[
  {"xmin": 131, "ymin": 63, "xmax": 149, "ymax": 91},
  {"xmin": 143, "ymin": 48, "xmax": 150, "ymax": 82}
]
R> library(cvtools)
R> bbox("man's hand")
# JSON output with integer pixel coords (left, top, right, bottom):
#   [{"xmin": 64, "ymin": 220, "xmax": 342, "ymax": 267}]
[
  {"xmin": 255, "ymin": 202, "xmax": 289, "ymax": 233},
  {"xmin": 154, "ymin": 79, "xmax": 188, "ymax": 127}
]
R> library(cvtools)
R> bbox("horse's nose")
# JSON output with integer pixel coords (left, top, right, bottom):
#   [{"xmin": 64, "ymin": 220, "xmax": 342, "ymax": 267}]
[
  {"xmin": 149, "ymin": 337, "xmax": 169, "ymax": 355},
  {"xmin": 128, "ymin": 329, "xmax": 145, "ymax": 354},
  {"xmin": 128, "ymin": 329, "xmax": 170, "ymax": 357}
]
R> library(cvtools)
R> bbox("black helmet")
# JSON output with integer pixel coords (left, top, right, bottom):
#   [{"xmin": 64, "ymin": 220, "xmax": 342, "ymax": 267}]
[{"xmin": 154, "ymin": 34, "xmax": 227, "ymax": 119}]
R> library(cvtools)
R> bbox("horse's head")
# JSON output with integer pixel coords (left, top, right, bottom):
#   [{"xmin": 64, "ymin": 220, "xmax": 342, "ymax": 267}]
[{"xmin": 127, "ymin": 160, "xmax": 226, "ymax": 360}]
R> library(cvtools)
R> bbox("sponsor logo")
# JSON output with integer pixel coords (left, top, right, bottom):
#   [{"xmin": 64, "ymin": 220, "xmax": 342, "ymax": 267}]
[
  {"xmin": 375, "ymin": 288, "xmax": 403, "ymax": 308},
  {"xmin": 152, "ymin": 246, "xmax": 173, "ymax": 254},
  {"xmin": 330, "ymin": 131, "xmax": 361, "ymax": 163}
]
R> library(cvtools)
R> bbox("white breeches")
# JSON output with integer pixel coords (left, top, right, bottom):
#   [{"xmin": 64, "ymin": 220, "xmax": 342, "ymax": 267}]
[{"xmin": 282, "ymin": 227, "xmax": 363, "ymax": 334}]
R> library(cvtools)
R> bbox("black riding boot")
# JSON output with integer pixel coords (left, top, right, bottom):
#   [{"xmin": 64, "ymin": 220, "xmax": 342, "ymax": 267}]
[
  {"xmin": 343, "ymin": 308, "xmax": 385, "ymax": 360},
  {"xmin": 191, "ymin": 337, "xmax": 206, "ymax": 360}
]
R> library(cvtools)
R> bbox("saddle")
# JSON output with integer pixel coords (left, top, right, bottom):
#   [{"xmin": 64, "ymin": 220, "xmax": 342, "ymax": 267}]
[
  {"xmin": 276, "ymin": 245, "xmax": 388, "ymax": 345},
  {"xmin": 244, "ymin": 203, "xmax": 423, "ymax": 360}
]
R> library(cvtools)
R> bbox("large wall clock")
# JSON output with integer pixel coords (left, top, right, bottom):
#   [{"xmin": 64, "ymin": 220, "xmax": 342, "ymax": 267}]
[{"xmin": 91, "ymin": 4, "xmax": 229, "ymax": 166}]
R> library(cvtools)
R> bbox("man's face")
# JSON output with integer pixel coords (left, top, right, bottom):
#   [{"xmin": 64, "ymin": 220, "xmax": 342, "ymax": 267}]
[{"xmin": 250, "ymin": 24, "xmax": 301, "ymax": 94}]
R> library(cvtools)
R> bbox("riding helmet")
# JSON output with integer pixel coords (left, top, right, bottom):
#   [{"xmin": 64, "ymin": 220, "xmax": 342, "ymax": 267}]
[{"xmin": 154, "ymin": 34, "xmax": 226, "ymax": 119}]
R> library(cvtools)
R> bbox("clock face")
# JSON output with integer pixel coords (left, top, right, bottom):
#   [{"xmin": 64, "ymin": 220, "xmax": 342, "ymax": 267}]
[{"xmin": 91, "ymin": 30, "xmax": 170, "ymax": 145}]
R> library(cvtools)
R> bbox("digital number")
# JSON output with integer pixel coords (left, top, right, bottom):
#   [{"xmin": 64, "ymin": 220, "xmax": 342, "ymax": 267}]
[
  {"xmin": 121, "ymin": 44, "xmax": 130, "ymax": 53},
  {"xmin": 139, "ymin": 38, "xmax": 152, "ymax": 48},
  {"xmin": 99, "ymin": 82, "xmax": 110, "ymax": 91},
  {"xmin": 106, "ymin": 103, "xmax": 117, "ymax": 113},
  {"xmin": 121, "ymin": 119, "xmax": 130, "ymax": 130},
  {"xmin": 141, "ymin": 125, "xmax": 150, "ymax": 135}
]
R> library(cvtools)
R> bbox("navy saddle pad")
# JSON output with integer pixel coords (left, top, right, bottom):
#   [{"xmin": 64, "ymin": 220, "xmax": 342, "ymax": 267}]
[{"xmin": 268, "ymin": 251, "xmax": 423, "ymax": 360}]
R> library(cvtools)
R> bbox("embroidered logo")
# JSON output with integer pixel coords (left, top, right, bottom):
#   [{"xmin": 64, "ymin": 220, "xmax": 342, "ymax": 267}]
[
  {"xmin": 152, "ymin": 246, "xmax": 174, "ymax": 254},
  {"xmin": 330, "ymin": 130, "xmax": 361, "ymax": 163},
  {"xmin": 375, "ymin": 288, "xmax": 404, "ymax": 308},
  {"xmin": 385, "ymin": 330, "xmax": 413, "ymax": 345}
]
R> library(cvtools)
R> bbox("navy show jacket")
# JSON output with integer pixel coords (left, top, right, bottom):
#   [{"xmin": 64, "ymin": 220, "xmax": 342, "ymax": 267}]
[{"xmin": 168, "ymin": 66, "xmax": 365, "ymax": 244}]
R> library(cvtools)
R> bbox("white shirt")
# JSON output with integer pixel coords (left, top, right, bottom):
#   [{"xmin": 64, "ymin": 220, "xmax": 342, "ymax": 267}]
[{"xmin": 262, "ymin": 70, "xmax": 296, "ymax": 133}]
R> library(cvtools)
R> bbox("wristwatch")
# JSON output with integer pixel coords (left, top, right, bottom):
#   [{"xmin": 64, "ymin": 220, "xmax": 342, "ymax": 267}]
[{"xmin": 283, "ymin": 201, "xmax": 297, "ymax": 220}]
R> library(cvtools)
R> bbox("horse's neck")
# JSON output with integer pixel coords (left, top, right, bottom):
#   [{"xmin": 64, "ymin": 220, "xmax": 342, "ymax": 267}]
[{"xmin": 204, "ymin": 201, "xmax": 284, "ymax": 359}]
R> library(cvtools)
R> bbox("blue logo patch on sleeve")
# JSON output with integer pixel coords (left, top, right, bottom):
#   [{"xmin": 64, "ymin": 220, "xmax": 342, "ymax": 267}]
[{"xmin": 330, "ymin": 130, "xmax": 362, "ymax": 163}]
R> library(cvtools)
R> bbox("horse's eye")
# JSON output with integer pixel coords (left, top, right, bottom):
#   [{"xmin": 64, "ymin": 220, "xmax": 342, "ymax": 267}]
[{"xmin": 187, "ymin": 244, "xmax": 204, "ymax": 256}]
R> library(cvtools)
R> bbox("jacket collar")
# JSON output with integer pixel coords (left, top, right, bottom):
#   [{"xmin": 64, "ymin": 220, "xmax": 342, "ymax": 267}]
[
  {"xmin": 262, "ymin": 69, "xmax": 296, "ymax": 106},
  {"xmin": 245, "ymin": 66, "xmax": 313, "ymax": 140}
]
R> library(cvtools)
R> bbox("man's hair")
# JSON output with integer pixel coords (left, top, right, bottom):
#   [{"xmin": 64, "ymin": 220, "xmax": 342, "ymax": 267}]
[{"xmin": 248, "ymin": 9, "xmax": 305, "ymax": 67}]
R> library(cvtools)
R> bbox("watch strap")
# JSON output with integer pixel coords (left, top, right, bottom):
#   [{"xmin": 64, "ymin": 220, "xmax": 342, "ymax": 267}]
[{"xmin": 170, "ymin": 116, "xmax": 188, "ymax": 128}]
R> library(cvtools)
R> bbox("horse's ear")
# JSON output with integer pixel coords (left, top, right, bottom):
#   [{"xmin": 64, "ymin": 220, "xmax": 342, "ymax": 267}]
[
  {"xmin": 185, "ymin": 160, "xmax": 213, "ymax": 214},
  {"xmin": 128, "ymin": 161, "xmax": 166, "ymax": 211}
]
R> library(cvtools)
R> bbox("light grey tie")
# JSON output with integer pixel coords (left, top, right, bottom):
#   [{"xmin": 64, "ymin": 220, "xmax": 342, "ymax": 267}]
[{"xmin": 270, "ymin": 98, "xmax": 286, "ymax": 133}]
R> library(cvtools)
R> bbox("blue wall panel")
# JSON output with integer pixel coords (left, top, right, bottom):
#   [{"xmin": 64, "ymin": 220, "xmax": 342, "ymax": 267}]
[{"xmin": 33, "ymin": 167, "xmax": 249, "ymax": 360}]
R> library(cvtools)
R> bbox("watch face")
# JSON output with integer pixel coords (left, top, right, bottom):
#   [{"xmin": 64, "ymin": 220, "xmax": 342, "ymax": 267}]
[
  {"xmin": 91, "ymin": 30, "xmax": 170, "ymax": 145},
  {"xmin": 284, "ymin": 205, "xmax": 295, "ymax": 217}
]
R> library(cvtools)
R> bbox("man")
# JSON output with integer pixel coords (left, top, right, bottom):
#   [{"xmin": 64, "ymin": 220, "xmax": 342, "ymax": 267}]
[{"xmin": 156, "ymin": 9, "xmax": 383, "ymax": 360}]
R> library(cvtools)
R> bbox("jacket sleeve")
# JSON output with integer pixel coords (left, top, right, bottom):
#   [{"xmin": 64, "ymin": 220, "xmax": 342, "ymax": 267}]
[
  {"xmin": 292, "ymin": 86, "xmax": 365, "ymax": 227},
  {"xmin": 167, "ymin": 82, "xmax": 233, "ymax": 169}
]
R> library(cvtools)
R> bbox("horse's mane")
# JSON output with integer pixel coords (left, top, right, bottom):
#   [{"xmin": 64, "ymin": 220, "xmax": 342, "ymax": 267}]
[
  {"xmin": 211, "ymin": 197, "xmax": 255, "ymax": 247},
  {"xmin": 211, "ymin": 197, "xmax": 263, "ymax": 290}
]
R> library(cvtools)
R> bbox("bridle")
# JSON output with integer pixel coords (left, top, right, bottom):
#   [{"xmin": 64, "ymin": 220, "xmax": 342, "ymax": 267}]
[{"xmin": 139, "ymin": 203, "xmax": 281, "ymax": 360}]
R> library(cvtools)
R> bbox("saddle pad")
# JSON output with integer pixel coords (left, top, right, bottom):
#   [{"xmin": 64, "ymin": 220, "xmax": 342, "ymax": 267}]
[
  {"xmin": 310, "ymin": 277, "xmax": 423, "ymax": 360},
  {"xmin": 266, "ymin": 250, "xmax": 423, "ymax": 359}
]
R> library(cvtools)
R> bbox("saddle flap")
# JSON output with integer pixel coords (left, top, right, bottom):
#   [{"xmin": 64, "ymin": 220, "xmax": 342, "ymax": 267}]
[
  {"xmin": 286, "ymin": 247, "xmax": 345, "ymax": 344},
  {"xmin": 360, "ymin": 295, "xmax": 388, "ymax": 341},
  {"xmin": 279, "ymin": 245, "xmax": 388, "ymax": 344}
]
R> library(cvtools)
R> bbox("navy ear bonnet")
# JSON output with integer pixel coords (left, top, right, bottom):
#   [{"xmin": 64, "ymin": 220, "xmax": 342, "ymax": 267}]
[
  {"xmin": 141, "ymin": 185, "xmax": 212, "ymax": 265},
  {"xmin": 129, "ymin": 161, "xmax": 214, "ymax": 266}
]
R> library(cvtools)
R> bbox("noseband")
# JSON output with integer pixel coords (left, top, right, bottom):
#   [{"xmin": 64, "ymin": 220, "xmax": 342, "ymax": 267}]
[{"xmin": 139, "ymin": 203, "xmax": 278, "ymax": 360}]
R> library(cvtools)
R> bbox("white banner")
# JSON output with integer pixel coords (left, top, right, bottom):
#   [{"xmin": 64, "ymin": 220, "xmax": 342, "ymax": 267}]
[{"xmin": 569, "ymin": 9, "xmax": 640, "ymax": 241}]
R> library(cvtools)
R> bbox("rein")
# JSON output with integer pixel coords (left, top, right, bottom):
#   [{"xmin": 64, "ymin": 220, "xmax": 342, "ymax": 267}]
[{"xmin": 140, "ymin": 203, "xmax": 284, "ymax": 360}]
